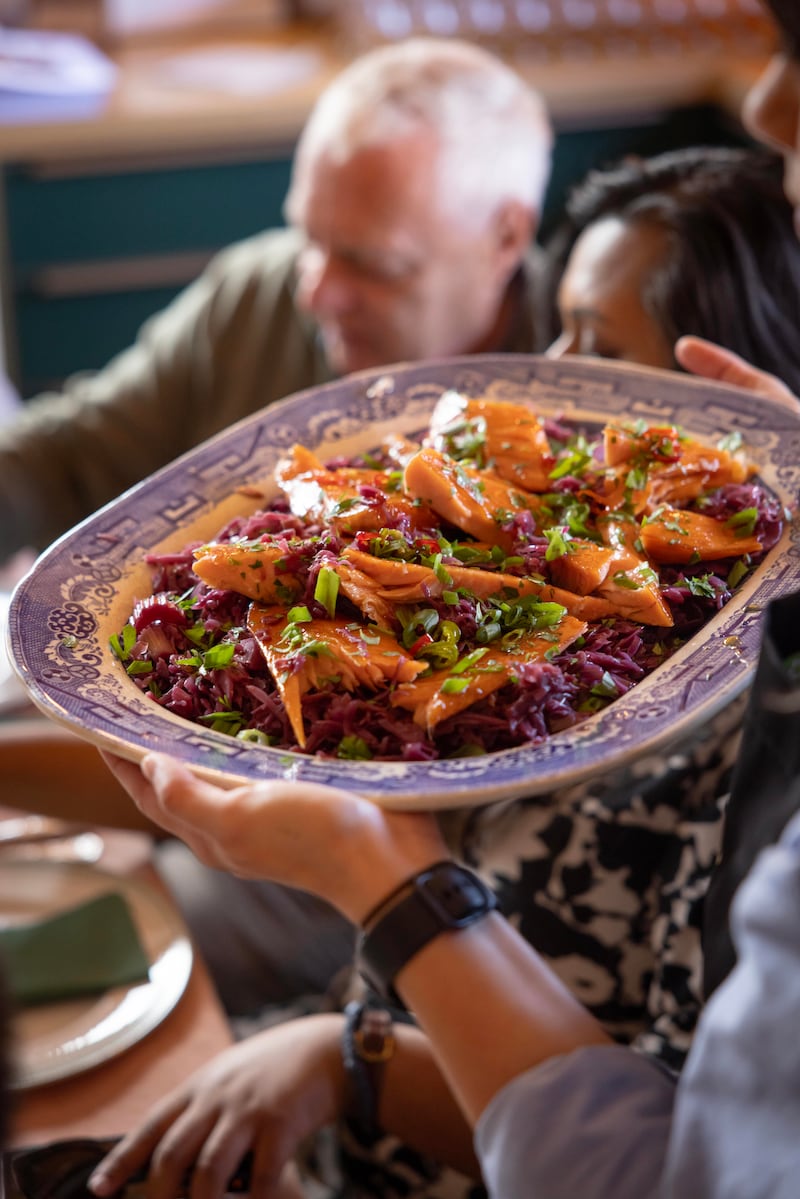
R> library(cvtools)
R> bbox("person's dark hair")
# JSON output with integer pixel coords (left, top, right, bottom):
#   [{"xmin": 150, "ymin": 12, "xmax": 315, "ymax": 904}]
[{"xmin": 541, "ymin": 145, "xmax": 800, "ymax": 394}]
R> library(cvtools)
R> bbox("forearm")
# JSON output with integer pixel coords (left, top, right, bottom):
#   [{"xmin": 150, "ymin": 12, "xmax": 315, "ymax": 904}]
[
  {"xmin": 379, "ymin": 1023, "xmax": 480, "ymax": 1178},
  {"xmin": 337, "ymin": 839, "xmax": 610, "ymax": 1126},
  {"xmin": 389, "ymin": 914, "xmax": 610, "ymax": 1125}
]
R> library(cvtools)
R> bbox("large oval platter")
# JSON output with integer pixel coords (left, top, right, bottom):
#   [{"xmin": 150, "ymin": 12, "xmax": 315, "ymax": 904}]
[{"xmin": 8, "ymin": 355, "xmax": 800, "ymax": 809}]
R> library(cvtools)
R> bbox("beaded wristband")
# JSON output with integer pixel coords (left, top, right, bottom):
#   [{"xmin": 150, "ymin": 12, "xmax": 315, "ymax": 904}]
[{"xmin": 341, "ymin": 999, "xmax": 396, "ymax": 1142}]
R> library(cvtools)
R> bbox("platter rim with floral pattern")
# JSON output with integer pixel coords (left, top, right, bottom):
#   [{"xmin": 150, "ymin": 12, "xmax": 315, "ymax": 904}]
[{"xmin": 8, "ymin": 353, "xmax": 800, "ymax": 810}]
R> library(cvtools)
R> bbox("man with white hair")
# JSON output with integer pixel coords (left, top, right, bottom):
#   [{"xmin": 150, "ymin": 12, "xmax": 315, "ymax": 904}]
[
  {"xmin": 0, "ymin": 37, "xmax": 552, "ymax": 1017},
  {"xmin": 0, "ymin": 37, "xmax": 552, "ymax": 564}
]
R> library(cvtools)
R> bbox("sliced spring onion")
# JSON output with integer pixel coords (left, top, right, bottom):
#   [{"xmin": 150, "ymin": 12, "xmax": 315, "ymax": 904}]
[
  {"xmin": 314, "ymin": 566, "xmax": 340, "ymax": 618},
  {"xmin": 236, "ymin": 729, "xmax": 272, "ymax": 745},
  {"xmin": 440, "ymin": 676, "xmax": 471, "ymax": 695}
]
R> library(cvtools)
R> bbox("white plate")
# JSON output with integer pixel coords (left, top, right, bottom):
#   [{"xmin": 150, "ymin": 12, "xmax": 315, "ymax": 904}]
[{"xmin": 0, "ymin": 861, "xmax": 193, "ymax": 1089}]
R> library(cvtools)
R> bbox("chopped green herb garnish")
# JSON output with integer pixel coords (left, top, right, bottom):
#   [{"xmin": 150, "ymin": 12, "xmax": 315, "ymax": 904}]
[
  {"xmin": 625, "ymin": 466, "xmax": 648, "ymax": 493},
  {"xmin": 199, "ymin": 708, "xmax": 245, "ymax": 735},
  {"xmin": 126, "ymin": 660, "xmax": 154, "ymax": 676},
  {"xmin": 718, "ymin": 430, "xmax": 743, "ymax": 453},
  {"xmin": 399, "ymin": 607, "xmax": 440, "ymax": 648},
  {"xmin": 110, "ymin": 624, "xmax": 137, "ymax": 661},
  {"xmin": 451, "ymin": 647, "xmax": 490, "ymax": 675},
  {"xmin": 432, "ymin": 553, "xmax": 453, "ymax": 586},
  {"xmin": 685, "ymin": 575, "xmax": 717, "ymax": 599},
  {"xmin": 331, "ymin": 496, "xmax": 360, "ymax": 515},
  {"xmin": 236, "ymin": 729, "xmax": 273, "ymax": 745},
  {"xmin": 440, "ymin": 676, "xmax": 471, "ymax": 695},
  {"xmin": 314, "ymin": 566, "xmax": 340, "ymax": 618},
  {"xmin": 727, "ymin": 559, "xmax": 750, "ymax": 588},
  {"xmin": 591, "ymin": 671, "xmax": 619, "ymax": 699},
  {"xmin": 549, "ymin": 438, "xmax": 592, "ymax": 481},
  {"xmin": 726, "ymin": 507, "xmax": 758, "ymax": 537},
  {"xmin": 202, "ymin": 643, "xmax": 236, "ymax": 670},
  {"xmin": 337, "ymin": 735, "xmax": 372, "ymax": 760},
  {"xmin": 544, "ymin": 527, "xmax": 574, "ymax": 561}
]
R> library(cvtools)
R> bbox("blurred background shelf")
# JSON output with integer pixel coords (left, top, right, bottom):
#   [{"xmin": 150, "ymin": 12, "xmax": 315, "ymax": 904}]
[{"xmin": 0, "ymin": 0, "xmax": 769, "ymax": 396}]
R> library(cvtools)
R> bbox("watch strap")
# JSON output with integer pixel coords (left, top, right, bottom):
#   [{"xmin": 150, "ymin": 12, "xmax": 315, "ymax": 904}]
[{"xmin": 357, "ymin": 861, "xmax": 497, "ymax": 1004}]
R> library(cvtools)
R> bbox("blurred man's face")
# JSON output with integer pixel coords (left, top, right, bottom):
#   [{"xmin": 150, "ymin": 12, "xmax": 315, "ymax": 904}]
[{"xmin": 287, "ymin": 130, "xmax": 523, "ymax": 376}]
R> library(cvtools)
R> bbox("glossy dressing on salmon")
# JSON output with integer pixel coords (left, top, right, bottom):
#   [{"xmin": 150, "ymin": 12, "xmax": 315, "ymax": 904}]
[{"xmin": 112, "ymin": 395, "xmax": 780, "ymax": 760}]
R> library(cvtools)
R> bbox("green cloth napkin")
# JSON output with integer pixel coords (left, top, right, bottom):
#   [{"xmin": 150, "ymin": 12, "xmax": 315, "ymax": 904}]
[{"xmin": 0, "ymin": 891, "xmax": 151, "ymax": 1007}]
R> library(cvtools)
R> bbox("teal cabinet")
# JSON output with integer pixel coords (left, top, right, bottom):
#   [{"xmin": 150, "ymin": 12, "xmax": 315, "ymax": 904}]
[
  {"xmin": 5, "ymin": 154, "xmax": 294, "ymax": 396},
  {"xmin": 5, "ymin": 102, "xmax": 745, "ymax": 398}
]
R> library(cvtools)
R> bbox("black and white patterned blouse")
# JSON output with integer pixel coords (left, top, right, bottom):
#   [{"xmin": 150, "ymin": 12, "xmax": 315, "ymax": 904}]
[
  {"xmin": 336, "ymin": 695, "xmax": 746, "ymax": 1199},
  {"xmin": 460, "ymin": 696, "xmax": 745, "ymax": 1072}
]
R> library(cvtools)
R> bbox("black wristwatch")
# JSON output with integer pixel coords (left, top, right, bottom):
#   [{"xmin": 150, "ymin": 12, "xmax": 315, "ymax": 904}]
[{"xmin": 357, "ymin": 860, "xmax": 497, "ymax": 1004}]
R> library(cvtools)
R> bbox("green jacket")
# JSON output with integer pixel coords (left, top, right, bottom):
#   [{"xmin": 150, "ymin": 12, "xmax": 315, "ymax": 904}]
[{"xmin": 1, "ymin": 227, "xmax": 544, "ymax": 559}]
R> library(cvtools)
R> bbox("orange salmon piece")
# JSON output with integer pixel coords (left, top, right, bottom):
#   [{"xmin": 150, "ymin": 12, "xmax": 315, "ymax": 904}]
[
  {"xmin": 548, "ymin": 540, "xmax": 618, "ymax": 595},
  {"xmin": 335, "ymin": 557, "xmax": 398, "ymax": 627},
  {"xmin": 594, "ymin": 565, "xmax": 674, "ymax": 628},
  {"xmin": 564, "ymin": 514, "xmax": 675, "ymax": 627},
  {"xmin": 596, "ymin": 514, "xmax": 642, "ymax": 557},
  {"xmin": 275, "ymin": 444, "xmax": 434, "ymax": 537},
  {"xmin": 594, "ymin": 427, "xmax": 752, "ymax": 514},
  {"xmin": 603, "ymin": 423, "xmax": 683, "ymax": 468},
  {"xmin": 546, "ymin": 526, "xmax": 673, "ymax": 627},
  {"xmin": 391, "ymin": 614, "xmax": 586, "ymax": 732},
  {"xmin": 193, "ymin": 542, "xmax": 302, "ymax": 604},
  {"xmin": 403, "ymin": 446, "xmax": 540, "ymax": 551},
  {"xmin": 429, "ymin": 392, "xmax": 555, "ymax": 492},
  {"xmin": 247, "ymin": 605, "xmax": 426, "ymax": 747},
  {"xmin": 644, "ymin": 443, "xmax": 753, "ymax": 510},
  {"xmin": 339, "ymin": 549, "xmax": 439, "ymax": 602},
  {"xmin": 381, "ymin": 433, "xmax": 422, "ymax": 467},
  {"xmin": 639, "ymin": 506, "xmax": 763, "ymax": 564},
  {"xmin": 340, "ymin": 547, "xmax": 618, "ymax": 620}
]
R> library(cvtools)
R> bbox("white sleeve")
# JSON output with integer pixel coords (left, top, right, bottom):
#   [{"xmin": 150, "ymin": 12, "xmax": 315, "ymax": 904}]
[
  {"xmin": 662, "ymin": 810, "xmax": 800, "ymax": 1199},
  {"xmin": 475, "ymin": 1044, "xmax": 675, "ymax": 1199}
]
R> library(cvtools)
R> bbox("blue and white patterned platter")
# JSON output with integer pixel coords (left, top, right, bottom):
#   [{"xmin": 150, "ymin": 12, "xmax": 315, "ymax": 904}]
[{"xmin": 8, "ymin": 354, "xmax": 800, "ymax": 810}]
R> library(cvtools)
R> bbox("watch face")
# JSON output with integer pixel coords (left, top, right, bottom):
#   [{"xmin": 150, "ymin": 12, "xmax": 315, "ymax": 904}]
[{"xmin": 423, "ymin": 865, "xmax": 495, "ymax": 923}]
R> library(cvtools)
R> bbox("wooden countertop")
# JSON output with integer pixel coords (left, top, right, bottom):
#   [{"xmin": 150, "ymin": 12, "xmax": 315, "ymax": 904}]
[{"xmin": 0, "ymin": 19, "xmax": 770, "ymax": 168}]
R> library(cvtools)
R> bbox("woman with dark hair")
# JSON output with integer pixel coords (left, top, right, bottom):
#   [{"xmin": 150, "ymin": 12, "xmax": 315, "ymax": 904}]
[{"xmin": 543, "ymin": 145, "xmax": 800, "ymax": 399}]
